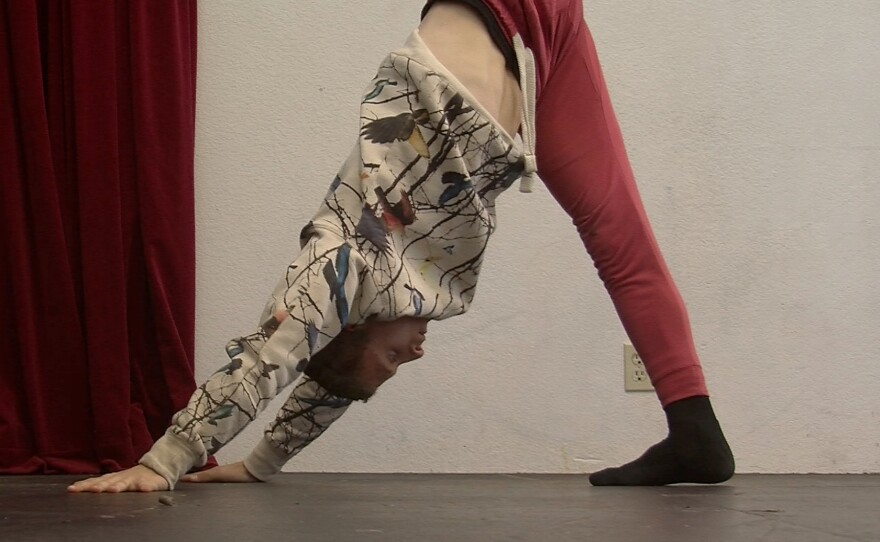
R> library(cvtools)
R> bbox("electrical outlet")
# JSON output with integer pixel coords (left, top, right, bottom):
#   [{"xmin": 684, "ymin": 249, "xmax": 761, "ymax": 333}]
[{"xmin": 624, "ymin": 343, "xmax": 654, "ymax": 392}]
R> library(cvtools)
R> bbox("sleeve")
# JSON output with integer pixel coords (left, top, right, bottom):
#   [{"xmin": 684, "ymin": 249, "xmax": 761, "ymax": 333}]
[
  {"xmin": 242, "ymin": 375, "xmax": 352, "ymax": 481},
  {"xmin": 139, "ymin": 228, "xmax": 365, "ymax": 489},
  {"xmin": 534, "ymin": 18, "xmax": 708, "ymax": 405}
]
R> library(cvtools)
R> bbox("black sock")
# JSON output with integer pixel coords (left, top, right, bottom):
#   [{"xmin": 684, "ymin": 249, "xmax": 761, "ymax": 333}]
[{"xmin": 588, "ymin": 396, "xmax": 735, "ymax": 486}]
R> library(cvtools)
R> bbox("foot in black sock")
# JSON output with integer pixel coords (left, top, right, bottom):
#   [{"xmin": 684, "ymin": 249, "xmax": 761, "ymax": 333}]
[{"xmin": 589, "ymin": 396, "xmax": 735, "ymax": 486}]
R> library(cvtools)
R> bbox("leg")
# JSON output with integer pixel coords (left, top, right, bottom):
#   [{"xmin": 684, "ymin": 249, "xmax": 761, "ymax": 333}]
[{"xmin": 534, "ymin": 17, "xmax": 734, "ymax": 485}]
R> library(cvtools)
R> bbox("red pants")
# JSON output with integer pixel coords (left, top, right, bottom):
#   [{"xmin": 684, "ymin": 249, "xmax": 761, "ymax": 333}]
[{"xmin": 424, "ymin": 0, "xmax": 709, "ymax": 405}]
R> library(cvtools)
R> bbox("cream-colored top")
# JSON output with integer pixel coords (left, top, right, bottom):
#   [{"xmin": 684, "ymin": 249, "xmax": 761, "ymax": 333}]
[{"xmin": 139, "ymin": 29, "xmax": 537, "ymax": 489}]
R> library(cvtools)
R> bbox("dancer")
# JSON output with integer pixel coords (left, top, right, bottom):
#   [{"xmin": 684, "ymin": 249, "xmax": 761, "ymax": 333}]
[{"xmin": 68, "ymin": 0, "xmax": 733, "ymax": 493}]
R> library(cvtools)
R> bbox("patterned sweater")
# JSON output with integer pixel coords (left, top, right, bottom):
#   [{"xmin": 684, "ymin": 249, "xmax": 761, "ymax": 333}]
[{"xmin": 140, "ymin": 30, "xmax": 533, "ymax": 488}]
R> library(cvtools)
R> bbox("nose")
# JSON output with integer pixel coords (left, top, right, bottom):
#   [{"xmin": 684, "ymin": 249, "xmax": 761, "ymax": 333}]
[{"xmin": 408, "ymin": 344, "xmax": 425, "ymax": 361}]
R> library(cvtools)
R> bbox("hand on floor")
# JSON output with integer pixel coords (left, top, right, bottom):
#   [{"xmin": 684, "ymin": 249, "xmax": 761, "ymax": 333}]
[
  {"xmin": 180, "ymin": 461, "xmax": 259, "ymax": 484},
  {"xmin": 67, "ymin": 464, "xmax": 169, "ymax": 493}
]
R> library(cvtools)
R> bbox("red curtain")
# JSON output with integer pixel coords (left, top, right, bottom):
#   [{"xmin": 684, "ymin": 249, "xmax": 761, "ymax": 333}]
[{"xmin": 0, "ymin": 1, "xmax": 198, "ymax": 473}]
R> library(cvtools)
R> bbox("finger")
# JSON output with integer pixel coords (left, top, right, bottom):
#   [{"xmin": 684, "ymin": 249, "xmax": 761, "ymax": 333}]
[
  {"xmin": 67, "ymin": 477, "xmax": 105, "ymax": 493},
  {"xmin": 183, "ymin": 469, "xmax": 220, "ymax": 483},
  {"xmin": 76, "ymin": 483, "xmax": 105, "ymax": 493},
  {"xmin": 67, "ymin": 480, "xmax": 85, "ymax": 492},
  {"xmin": 135, "ymin": 481, "xmax": 163, "ymax": 492},
  {"xmin": 88, "ymin": 481, "xmax": 115, "ymax": 493}
]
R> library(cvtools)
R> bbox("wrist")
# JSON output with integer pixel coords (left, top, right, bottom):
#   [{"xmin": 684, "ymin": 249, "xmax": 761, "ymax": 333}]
[
  {"xmin": 242, "ymin": 438, "xmax": 290, "ymax": 482},
  {"xmin": 139, "ymin": 429, "xmax": 205, "ymax": 490}
]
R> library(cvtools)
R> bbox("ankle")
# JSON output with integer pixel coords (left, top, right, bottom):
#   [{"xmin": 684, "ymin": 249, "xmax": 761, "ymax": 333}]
[{"xmin": 664, "ymin": 396, "xmax": 719, "ymax": 431}]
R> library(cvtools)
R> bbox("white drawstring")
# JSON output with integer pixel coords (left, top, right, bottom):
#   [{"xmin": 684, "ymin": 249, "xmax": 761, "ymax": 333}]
[{"xmin": 513, "ymin": 35, "xmax": 539, "ymax": 193}]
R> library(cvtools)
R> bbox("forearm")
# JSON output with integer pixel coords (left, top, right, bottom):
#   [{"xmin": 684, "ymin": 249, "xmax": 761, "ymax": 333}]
[
  {"xmin": 140, "ymin": 234, "xmax": 365, "ymax": 489},
  {"xmin": 243, "ymin": 375, "xmax": 353, "ymax": 480},
  {"xmin": 139, "ymin": 338, "xmax": 295, "ymax": 489}
]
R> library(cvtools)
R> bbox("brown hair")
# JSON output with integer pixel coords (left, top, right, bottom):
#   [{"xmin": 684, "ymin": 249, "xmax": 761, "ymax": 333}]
[{"xmin": 303, "ymin": 325, "xmax": 373, "ymax": 400}]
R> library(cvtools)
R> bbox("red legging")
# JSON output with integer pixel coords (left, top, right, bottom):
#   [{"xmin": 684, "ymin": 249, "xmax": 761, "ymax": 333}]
[{"xmin": 424, "ymin": 0, "xmax": 709, "ymax": 405}]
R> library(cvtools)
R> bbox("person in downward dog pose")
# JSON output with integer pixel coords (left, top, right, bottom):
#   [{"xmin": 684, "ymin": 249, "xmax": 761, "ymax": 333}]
[{"xmin": 68, "ymin": 0, "xmax": 733, "ymax": 493}]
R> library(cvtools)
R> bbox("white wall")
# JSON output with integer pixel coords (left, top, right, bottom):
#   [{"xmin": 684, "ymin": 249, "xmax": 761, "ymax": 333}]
[{"xmin": 193, "ymin": 1, "xmax": 880, "ymax": 474}]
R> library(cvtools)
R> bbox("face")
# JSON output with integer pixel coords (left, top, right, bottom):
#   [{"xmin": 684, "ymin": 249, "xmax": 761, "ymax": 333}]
[{"xmin": 347, "ymin": 316, "xmax": 428, "ymax": 399}]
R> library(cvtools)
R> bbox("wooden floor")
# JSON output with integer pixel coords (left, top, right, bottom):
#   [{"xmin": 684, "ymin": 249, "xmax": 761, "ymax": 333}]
[{"xmin": 1, "ymin": 474, "xmax": 878, "ymax": 541}]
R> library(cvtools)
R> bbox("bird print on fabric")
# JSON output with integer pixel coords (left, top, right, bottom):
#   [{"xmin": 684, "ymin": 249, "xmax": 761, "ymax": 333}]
[
  {"xmin": 299, "ymin": 221, "xmax": 318, "ymax": 248},
  {"xmin": 356, "ymin": 204, "xmax": 390, "ymax": 252},
  {"xmin": 360, "ymin": 109, "xmax": 431, "ymax": 158},
  {"xmin": 404, "ymin": 283, "xmax": 425, "ymax": 315},
  {"xmin": 362, "ymin": 161, "xmax": 382, "ymax": 174},
  {"xmin": 259, "ymin": 360, "xmax": 281, "ymax": 378},
  {"xmin": 322, "ymin": 243, "xmax": 352, "ymax": 327},
  {"xmin": 374, "ymin": 187, "xmax": 415, "ymax": 232},
  {"xmin": 438, "ymin": 171, "xmax": 473, "ymax": 205},
  {"xmin": 326, "ymin": 174, "xmax": 342, "ymax": 198},
  {"xmin": 224, "ymin": 340, "xmax": 244, "ymax": 359},
  {"xmin": 306, "ymin": 320, "xmax": 319, "ymax": 356},
  {"xmin": 443, "ymin": 92, "xmax": 474, "ymax": 126},
  {"xmin": 214, "ymin": 357, "xmax": 243, "ymax": 376},
  {"xmin": 207, "ymin": 404, "xmax": 235, "ymax": 425},
  {"xmin": 363, "ymin": 78, "xmax": 399, "ymax": 102}
]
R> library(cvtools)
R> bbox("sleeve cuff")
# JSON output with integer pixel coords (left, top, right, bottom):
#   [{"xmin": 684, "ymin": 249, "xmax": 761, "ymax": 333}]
[
  {"xmin": 139, "ymin": 429, "xmax": 206, "ymax": 491},
  {"xmin": 242, "ymin": 438, "xmax": 291, "ymax": 482}
]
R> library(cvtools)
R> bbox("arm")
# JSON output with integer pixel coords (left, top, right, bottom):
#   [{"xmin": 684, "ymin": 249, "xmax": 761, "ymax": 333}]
[
  {"xmin": 139, "ymin": 232, "xmax": 365, "ymax": 489},
  {"xmin": 241, "ymin": 375, "xmax": 352, "ymax": 480},
  {"xmin": 69, "ymin": 231, "xmax": 365, "ymax": 493},
  {"xmin": 179, "ymin": 376, "xmax": 351, "ymax": 484}
]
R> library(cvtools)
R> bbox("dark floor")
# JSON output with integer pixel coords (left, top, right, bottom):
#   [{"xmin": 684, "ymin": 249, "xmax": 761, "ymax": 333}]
[{"xmin": 1, "ymin": 474, "xmax": 878, "ymax": 541}]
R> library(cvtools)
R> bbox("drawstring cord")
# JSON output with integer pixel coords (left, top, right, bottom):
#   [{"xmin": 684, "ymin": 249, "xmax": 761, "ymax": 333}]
[{"xmin": 513, "ymin": 35, "xmax": 538, "ymax": 193}]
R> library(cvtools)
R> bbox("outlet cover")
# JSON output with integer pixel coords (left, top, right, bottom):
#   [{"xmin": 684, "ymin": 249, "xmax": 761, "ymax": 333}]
[{"xmin": 624, "ymin": 343, "xmax": 654, "ymax": 392}]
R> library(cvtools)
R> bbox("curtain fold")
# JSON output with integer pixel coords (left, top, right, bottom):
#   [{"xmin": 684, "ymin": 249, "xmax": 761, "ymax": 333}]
[{"xmin": 0, "ymin": 0, "xmax": 199, "ymax": 474}]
